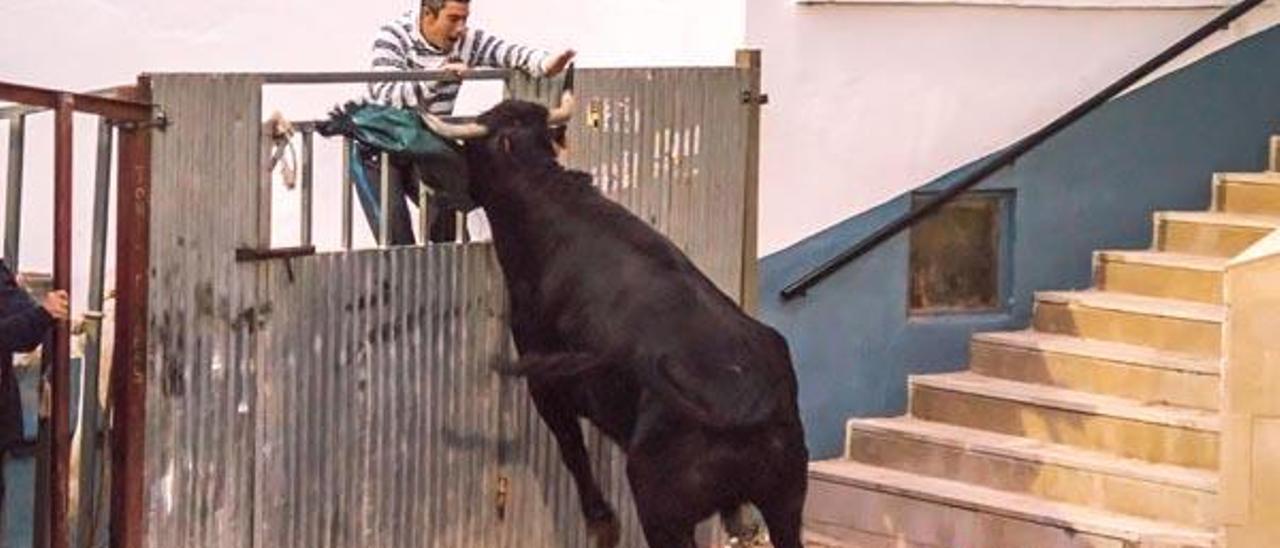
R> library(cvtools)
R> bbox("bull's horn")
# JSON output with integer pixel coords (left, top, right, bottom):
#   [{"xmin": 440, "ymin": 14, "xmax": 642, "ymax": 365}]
[
  {"xmin": 420, "ymin": 112, "xmax": 489, "ymax": 140},
  {"xmin": 547, "ymin": 91, "xmax": 575, "ymax": 126}
]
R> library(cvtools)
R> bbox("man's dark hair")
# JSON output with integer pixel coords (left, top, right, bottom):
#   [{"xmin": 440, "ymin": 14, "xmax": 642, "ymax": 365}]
[{"xmin": 422, "ymin": 0, "xmax": 469, "ymax": 15}]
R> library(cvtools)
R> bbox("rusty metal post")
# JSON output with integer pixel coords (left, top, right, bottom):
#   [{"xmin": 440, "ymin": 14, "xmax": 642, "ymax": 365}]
[
  {"xmin": 45, "ymin": 92, "xmax": 75, "ymax": 548},
  {"xmin": 110, "ymin": 78, "xmax": 152, "ymax": 548}
]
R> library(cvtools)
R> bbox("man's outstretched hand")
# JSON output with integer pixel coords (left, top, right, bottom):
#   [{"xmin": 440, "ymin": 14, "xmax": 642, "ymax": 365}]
[
  {"xmin": 42, "ymin": 290, "xmax": 69, "ymax": 322},
  {"xmin": 543, "ymin": 49, "xmax": 576, "ymax": 77}
]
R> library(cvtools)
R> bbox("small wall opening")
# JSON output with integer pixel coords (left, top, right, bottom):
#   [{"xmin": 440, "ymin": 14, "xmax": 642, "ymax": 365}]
[{"xmin": 908, "ymin": 190, "xmax": 1014, "ymax": 316}]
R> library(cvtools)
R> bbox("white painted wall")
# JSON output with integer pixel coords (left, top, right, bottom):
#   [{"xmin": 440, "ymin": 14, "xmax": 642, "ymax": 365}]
[
  {"xmin": 0, "ymin": 0, "xmax": 745, "ymax": 305},
  {"xmin": 3, "ymin": 0, "xmax": 1276, "ymax": 292},
  {"xmin": 747, "ymin": 1, "xmax": 1277, "ymax": 255}
]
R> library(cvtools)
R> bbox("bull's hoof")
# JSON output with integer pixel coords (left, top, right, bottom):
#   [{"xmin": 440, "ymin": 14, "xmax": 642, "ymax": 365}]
[{"xmin": 587, "ymin": 515, "xmax": 621, "ymax": 548}]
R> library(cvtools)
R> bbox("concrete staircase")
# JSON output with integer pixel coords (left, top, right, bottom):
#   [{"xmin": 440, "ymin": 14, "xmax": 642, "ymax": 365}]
[{"xmin": 804, "ymin": 141, "xmax": 1280, "ymax": 547}]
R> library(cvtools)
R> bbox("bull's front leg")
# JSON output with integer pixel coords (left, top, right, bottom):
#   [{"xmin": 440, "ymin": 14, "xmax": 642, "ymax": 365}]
[{"xmin": 529, "ymin": 380, "xmax": 620, "ymax": 548}]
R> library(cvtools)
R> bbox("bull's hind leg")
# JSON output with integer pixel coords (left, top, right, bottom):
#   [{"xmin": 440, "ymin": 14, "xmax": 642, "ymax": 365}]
[
  {"xmin": 528, "ymin": 382, "xmax": 620, "ymax": 548},
  {"xmin": 626, "ymin": 444, "xmax": 710, "ymax": 548},
  {"xmin": 628, "ymin": 478, "xmax": 698, "ymax": 548}
]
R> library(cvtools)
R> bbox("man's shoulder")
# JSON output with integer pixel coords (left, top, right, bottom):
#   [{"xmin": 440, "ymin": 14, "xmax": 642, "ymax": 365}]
[{"xmin": 378, "ymin": 11, "xmax": 417, "ymax": 35}]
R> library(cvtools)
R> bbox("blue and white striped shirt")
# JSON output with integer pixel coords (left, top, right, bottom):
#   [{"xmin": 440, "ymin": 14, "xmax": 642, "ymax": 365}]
[{"xmin": 368, "ymin": 11, "xmax": 551, "ymax": 115}]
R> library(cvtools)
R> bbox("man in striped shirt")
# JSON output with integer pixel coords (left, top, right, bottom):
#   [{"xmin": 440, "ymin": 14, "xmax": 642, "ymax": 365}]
[{"xmin": 359, "ymin": 0, "xmax": 574, "ymax": 244}]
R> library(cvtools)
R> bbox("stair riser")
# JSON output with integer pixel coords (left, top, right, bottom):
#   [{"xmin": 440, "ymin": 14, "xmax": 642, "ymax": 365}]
[
  {"xmin": 970, "ymin": 342, "xmax": 1220, "ymax": 410},
  {"xmin": 1216, "ymin": 182, "xmax": 1280, "ymax": 217},
  {"xmin": 910, "ymin": 386, "xmax": 1219, "ymax": 469},
  {"xmin": 845, "ymin": 429, "xmax": 1217, "ymax": 527},
  {"xmin": 806, "ymin": 477, "xmax": 1133, "ymax": 548},
  {"xmin": 1156, "ymin": 219, "xmax": 1272, "ymax": 257},
  {"xmin": 1033, "ymin": 302, "xmax": 1222, "ymax": 358},
  {"xmin": 1095, "ymin": 260, "xmax": 1222, "ymax": 304}
]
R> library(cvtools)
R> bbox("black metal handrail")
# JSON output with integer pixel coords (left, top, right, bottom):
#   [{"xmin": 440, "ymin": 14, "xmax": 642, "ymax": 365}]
[{"xmin": 780, "ymin": 0, "xmax": 1268, "ymax": 301}]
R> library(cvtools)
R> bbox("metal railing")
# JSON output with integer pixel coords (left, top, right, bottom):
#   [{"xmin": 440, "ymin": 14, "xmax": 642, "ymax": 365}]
[
  {"xmin": 780, "ymin": 0, "xmax": 1270, "ymax": 301},
  {"xmin": 251, "ymin": 69, "xmax": 509, "ymax": 258}
]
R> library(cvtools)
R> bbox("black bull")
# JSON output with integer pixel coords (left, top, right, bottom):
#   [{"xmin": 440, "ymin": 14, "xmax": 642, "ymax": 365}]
[{"xmin": 425, "ymin": 95, "xmax": 808, "ymax": 548}]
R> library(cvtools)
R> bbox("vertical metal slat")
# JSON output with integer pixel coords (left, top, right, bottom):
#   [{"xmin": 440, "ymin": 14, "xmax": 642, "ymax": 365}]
[{"xmin": 4, "ymin": 114, "xmax": 25, "ymax": 265}]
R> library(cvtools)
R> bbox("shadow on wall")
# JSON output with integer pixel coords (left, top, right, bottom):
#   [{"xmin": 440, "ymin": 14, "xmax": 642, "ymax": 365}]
[{"xmin": 759, "ymin": 23, "xmax": 1280, "ymax": 459}]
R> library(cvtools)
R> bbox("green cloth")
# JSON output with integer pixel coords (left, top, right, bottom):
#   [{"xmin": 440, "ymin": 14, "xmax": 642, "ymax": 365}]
[{"xmin": 320, "ymin": 102, "xmax": 475, "ymax": 211}]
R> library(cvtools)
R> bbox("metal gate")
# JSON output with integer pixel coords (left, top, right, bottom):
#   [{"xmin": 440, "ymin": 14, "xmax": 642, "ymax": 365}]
[{"xmin": 138, "ymin": 54, "xmax": 760, "ymax": 548}]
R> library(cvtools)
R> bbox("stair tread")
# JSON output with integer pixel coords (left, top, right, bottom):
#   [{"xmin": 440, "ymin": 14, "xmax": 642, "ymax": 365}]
[
  {"xmin": 1096, "ymin": 249, "xmax": 1228, "ymax": 272},
  {"xmin": 1157, "ymin": 210, "xmax": 1280, "ymax": 229},
  {"xmin": 911, "ymin": 372, "xmax": 1220, "ymax": 432},
  {"xmin": 973, "ymin": 330, "xmax": 1220, "ymax": 375},
  {"xmin": 1036, "ymin": 289, "xmax": 1226, "ymax": 323},
  {"xmin": 849, "ymin": 416, "xmax": 1218, "ymax": 492},
  {"xmin": 809, "ymin": 460, "xmax": 1218, "ymax": 546},
  {"xmin": 1218, "ymin": 171, "xmax": 1280, "ymax": 185}
]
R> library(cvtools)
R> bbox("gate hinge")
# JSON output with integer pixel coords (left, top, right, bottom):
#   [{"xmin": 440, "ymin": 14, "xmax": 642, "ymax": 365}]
[
  {"xmin": 740, "ymin": 91, "xmax": 769, "ymax": 106},
  {"xmin": 111, "ymin": 109, "xmax": 170, "ymax": 131}
]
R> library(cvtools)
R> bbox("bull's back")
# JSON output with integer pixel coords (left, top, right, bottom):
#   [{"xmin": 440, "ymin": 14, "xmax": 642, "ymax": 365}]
[{"xmin": 516, "ymin": 178, "xmax": 799, "ymax": 427}]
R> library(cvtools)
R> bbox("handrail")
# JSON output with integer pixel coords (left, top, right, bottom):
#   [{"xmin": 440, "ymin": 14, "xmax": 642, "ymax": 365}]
[{"xmin": 780, "ymin": 0, "xmax": 1269, "ymax": 301}]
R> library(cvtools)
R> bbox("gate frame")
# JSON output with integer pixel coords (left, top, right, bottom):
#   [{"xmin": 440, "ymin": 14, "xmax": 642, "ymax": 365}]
[{"xmin": 0, "ymin": 79, "xmax": 155, "ymax": 548}]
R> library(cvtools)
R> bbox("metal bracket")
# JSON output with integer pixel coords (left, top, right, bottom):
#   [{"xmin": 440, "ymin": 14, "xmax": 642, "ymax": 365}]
[
  {"xmin": 236, "ymin": 246, "xmax": 314, "ymax": 284},
  {"xmin": 740, "ymin": 91, "xmax": 769, "ymax": 106},
  {"xmin": 234, "ymin": 245, "xmax": 316, "ymax": 263}
]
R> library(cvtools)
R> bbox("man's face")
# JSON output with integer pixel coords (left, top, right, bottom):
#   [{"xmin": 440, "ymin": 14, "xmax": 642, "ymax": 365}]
[{"xmin": 421, "ymin": 2, "xmax": 470, "ymax": 50}]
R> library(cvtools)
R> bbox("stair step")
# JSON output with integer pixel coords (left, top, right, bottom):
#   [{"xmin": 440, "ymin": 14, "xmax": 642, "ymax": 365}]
[
  {"xmin": 845, "ymin": 417, "xmax": 1218, "ymax": 526},
  {"xmin": 1095, "ymin": 250, "xmax": 1225, "ymax": 304},
  {"xmin": 1155, "ymin": 210, "xmax": 1280, "ymax": 257},
  {"xmin": 1033, "ymin": 290, "xmax": 1225, "ymax": 358},
  {"xmin": 807, "ymin": 460, "xmax": 1218, "ymax": 548},
  {"xmin": 971, "ymin": 330, "xmax": 1219, "ymax": 409},
  {"xmin": 1215, "ymin": 172, "xmax": 1280, "ymax": 216},
  {"xmin": 910, "ymin": 372, "xmax": 1220, "ymax": 468}
]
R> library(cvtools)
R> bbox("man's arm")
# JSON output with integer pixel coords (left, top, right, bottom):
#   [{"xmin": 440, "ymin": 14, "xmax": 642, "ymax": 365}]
[
  {"xmin": 0, "ymin": 264, "xmax": 57, "ymax": 354},
  {"xmin": 0, "ymin": 305, "xmax": 53, "ymax": 354},
  {"xmin": 465, "ymin": 30, "xmax": 574, "ymax": 77}
]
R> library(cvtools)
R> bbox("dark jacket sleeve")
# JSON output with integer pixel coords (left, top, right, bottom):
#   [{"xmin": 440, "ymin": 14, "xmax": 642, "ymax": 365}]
[{"xmin": 0, "ymin": 260, "xmax": 53, "ymax": 353}]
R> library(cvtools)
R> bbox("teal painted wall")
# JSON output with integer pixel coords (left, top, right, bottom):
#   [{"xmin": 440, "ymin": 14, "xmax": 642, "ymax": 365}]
[{"xmin": 761, "ymin": 24, "xmax": 1280, "ymax": 459}]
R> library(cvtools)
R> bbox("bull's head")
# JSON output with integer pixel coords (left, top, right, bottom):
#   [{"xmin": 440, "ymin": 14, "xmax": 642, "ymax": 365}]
[
  {"xmin": 419, "ymin": 90, "xmax": 574, "ymax": 143},
  {"xmin": 419, "ymin": 91, "xmax": 574, "ymax": 204}
]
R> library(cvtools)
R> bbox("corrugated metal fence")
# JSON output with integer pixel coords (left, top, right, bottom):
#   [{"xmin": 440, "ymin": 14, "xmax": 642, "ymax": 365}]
[{"xmin": 142, "ymin": 64, "xmax": 757, "ymax": 548}]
